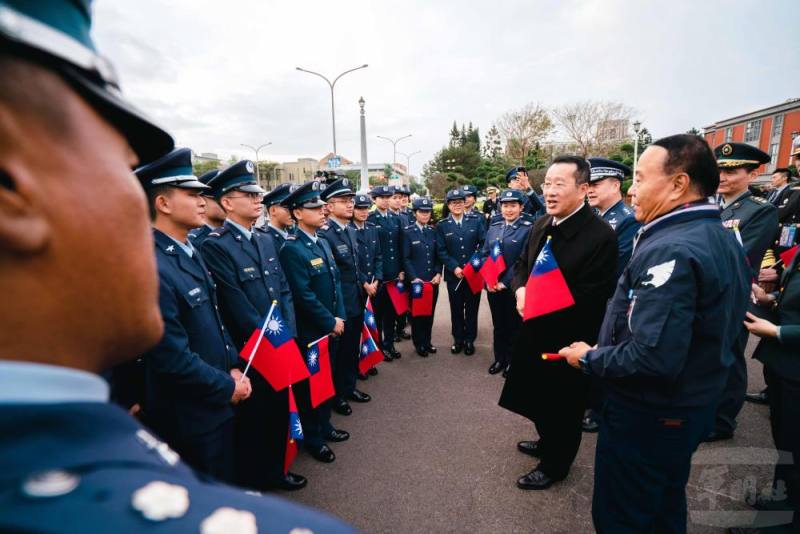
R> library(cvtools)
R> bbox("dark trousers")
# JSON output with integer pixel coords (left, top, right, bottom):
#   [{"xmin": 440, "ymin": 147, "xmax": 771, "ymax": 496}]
[
  {"xmin": 714, "ymin": 327, "xmax": 749, "ymax": 434},
  {"xmin": 486, "ymin": 289, "xmax": 521, "ymax": 366},
  {"xmin": 533, "ymin": 374, "xmax": 588, "ymax": 480},
  {"xmin": 446, "ymin": 279, "xmax": 481, "ymax": 343},
  {"xmin": 233, "ymin": 374, "xmax": 288, "ymax": 488},
  {"xmin": 395, "ymin": 312, "xmax": 409, "ymax": 335},
  {"xmin": 171, "ymin": 418, "xmax": 234, "ymax": 484},
  {"xmin": 335, "ymin": 312, "xmax": 364, "ymax": 398},
  {"xmin": 296, "ymin": 337, "xmax": 338, "ymax": 450},
  {"xmin": 411, "ymin": 285, "xmax": 439, "ymax": 349},
  {"xmin": 375, "ymin": 284, "xmax": 398, "ymax": 349},
  {"xmin": 765, "ymin": 366, "xmax": 800, "ymax": 512},
  {"xmin": 592, "ymin": 399, "xmax": 714, "ymax": 534}
]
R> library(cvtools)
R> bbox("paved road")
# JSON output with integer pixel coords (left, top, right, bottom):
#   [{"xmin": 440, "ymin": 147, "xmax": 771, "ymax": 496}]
[{"xmin": 285, "ymin": 290, "xmax": 775, "ymax": 533}]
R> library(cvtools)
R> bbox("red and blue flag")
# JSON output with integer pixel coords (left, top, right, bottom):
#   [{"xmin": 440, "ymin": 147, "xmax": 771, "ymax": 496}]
[
  {"xmin": 523, "ymin": 236, "xmax": 574, "ymax": 321},
  {"xmin": 480, "ymin": 239, "xmax": 506, "ymax": 288},
  {"xmin": 284, "ymin": 385, "xmax": 303, "ymax": 475},
  {"xmin": 386, "ymin": 279, "xmax": 410, "ymax": 315},
  {"xmin": 306, "ymin": 336, "xmax": 335, "ymax": 408},
  {"xmin": 364, "ymin": 297, "xmax": 379, "ymax": 342},
  {"xmin": 359, "ymin": 324, "xmax": 384, "ymax": 373},
  {"xmin": 411, "ymin": 281, "xmax": 434, "ymax": 317},
  {"xmin": 462, "ymin": 252, "xmax": 485, "ymax": 294}
]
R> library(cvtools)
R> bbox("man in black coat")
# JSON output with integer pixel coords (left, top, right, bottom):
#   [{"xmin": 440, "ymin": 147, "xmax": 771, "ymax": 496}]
[{"xmin": 499, "ymin": 156, "xmax": 617, "ymax": 490}]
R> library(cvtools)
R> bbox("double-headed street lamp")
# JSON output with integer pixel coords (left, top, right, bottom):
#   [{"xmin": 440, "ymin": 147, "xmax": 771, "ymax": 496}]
[
  {"xmin": 377, "ymin": 133, "xmax": 412, "ymax": 177},
  {"xmin": 240, "ymin": 142, "xmax": 272, "ymax": 184},
  {"xmin": 397, "ymin": 150, "xmax": 421, "ymax": 183},
  {"xmin": 296, "ymin": 64, "xmax": 369, "ymax": 156}
]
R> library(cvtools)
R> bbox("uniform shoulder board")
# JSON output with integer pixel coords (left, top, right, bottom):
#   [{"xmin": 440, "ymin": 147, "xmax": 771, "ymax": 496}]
[
  {"xmin": 286, "ymin": 234, "xmax": 297, "ymax": 241},
  {"xmin": 208, "ymin": 226, "xmax": 228, "ymax": 238},
  {"xmin": 320, "ymin": 224, "xmax": 330, "ymax": 231},
  {"xmin": 522, "ymin": 220, "xmax": 532, "ymax": 226},
  {"xmin": 751, "ymin": 196, "xmax": 768, "ymax": 204},
  {"xmin": 490, "ymin": 220, "xmax": 504, "ymax": 227}
]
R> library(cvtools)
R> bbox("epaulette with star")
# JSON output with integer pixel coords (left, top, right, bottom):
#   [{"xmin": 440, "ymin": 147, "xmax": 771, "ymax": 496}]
[{"xmin": 207, "ymin": 226, "xmax": 228, "ymax": 239}]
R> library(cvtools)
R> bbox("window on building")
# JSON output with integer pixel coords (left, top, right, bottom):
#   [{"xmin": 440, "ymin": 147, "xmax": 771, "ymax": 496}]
[
  {"xmin": 744, "ymin": 119, "xmax": 762, "ymax": 143},
  {"xmin": 767, "ymin": 142, "xmax": 779, "ymax": 173},
  {"xmin": 772, "ymin": 115, "xmax": 784, "ymax": 138},
  {"xmin": 725, "ymin": 127, "xmax": 733, "ymax": 142}
]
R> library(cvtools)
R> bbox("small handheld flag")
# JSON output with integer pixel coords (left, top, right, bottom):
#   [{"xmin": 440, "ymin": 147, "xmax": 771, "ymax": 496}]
[
  {"xmin": 306, "ymin": 336, "xmax": 335, "ymax": 408},
  {"xmin": 480, "ymin": 239, "xmax": 506, "ymax": 288},
  {"xmin": 364, "ymin": 297, "xmax": 379, "ymax": 342},
  {"xmin": 462, "ymin": 252, "xmax": 485, "ymax": 294},
  {"xmin": 523, "ymin": 236, "xmax": 575, "ymax": 321},
  {"xmin": 284, "ymin": 385, "xmax": 303, "ymax": 475},
  {"xmin": 780, "ymin": 244, "xmax": 799, "ymax": 267},
  {"xmin": 359, "ymin": 325, "xmax": 384, "ymax": 373},
  {"xmin": 411, "ymin": 281, "xmax": 434, "ymax": 317},
  {"xmin": 386, "ymin": 279, "xmax": 410, "ymax": 315}
]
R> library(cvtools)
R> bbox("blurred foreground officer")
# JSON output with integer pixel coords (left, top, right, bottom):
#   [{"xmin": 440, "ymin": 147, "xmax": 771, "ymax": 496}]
[
  {"xmin": 500, "ymin": 156, "xmax": 617, "ymax": 491},
  {"xmin": 437, "ymin": 188, "xmax": 486, "ymax": 355},
  {"xmin": 369, "ymin": 185, "xmax": 405, "ymax": 359},
  {"xmin": 320, "ymin": 179, "xmax": 372, "ymax": 416},
  {"xmin": 706, "ymin": 142, "xmax": 776, "ymax": 443},
  {"xmin": 136, "ymin": 148, "xmax": 248, "ymax": 483},
  {"xmin": 733, "ymin": 251, "xmax": 800, "ymax": 533},
  {"xmin": 481, "ymin": 189, "xmax": 532, "ymax": 376},
  {"xmin": 200, "ymin": 163, "xmax": 307, "ymax": 491},
  {"xmin": 0, "ymin": 1, "xmax": 354, "ymax": 532},
  {"xmin": 187, "ymin": 169, "xmax": 223, "ymax": 246},
  {"xmin": 280, "ymin": 181, "xmax": 350, "ymax": 463},
  {"xmin": 561, "ymin": 135, "xmax": 750, "ymax": 534},
  {"xmin": 260, "ymin": 183, "xmax": 295, "ymax": 247},
  {"xmin": 351, "ymin": 194, "xmax": 383, "ymax": 378},
  {"xmin": 402, "ymin": 198, "xmax": 442, "ymax": 356}
]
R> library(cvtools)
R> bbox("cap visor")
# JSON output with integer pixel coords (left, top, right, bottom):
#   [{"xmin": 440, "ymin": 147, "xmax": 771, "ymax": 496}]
[
  {"xmin": 174, "ymin": 179, "xmax": 210, "ymax": 190},
  {"xmin": 301, "ymin": 199, "xmax": 326, "ymax": 208},
  {"xmin": 238, "ymin": 184, "xmax": 266, "ymax": 194}
]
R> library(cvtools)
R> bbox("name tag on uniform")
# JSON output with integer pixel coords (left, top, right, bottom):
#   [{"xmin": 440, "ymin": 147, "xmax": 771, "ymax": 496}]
[
  {"xmin": 336, "ymin": 244, "xmax": 349, "ymax": 253},
  {"xmin": 188, "ymin": 287, "xmax": 201, "ymax": 296},
  {"xmin": 243, "ymin": 266, "xmax": 256, "ymax": 273},
  {"xmin": 412, "ymin": 240, "xmax": 421, "ymax": 245},
  {"xmin": 445, "ymin": 232, "xmax": 453, "ymax": 237},
  {"xmin": 310, "ymin": 257, "xmax": 324, "ymax": 267}
]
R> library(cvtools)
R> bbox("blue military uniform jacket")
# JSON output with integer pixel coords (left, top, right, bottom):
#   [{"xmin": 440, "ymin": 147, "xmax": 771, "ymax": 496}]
[
  {"xmin": 586, "ymin": 201, "xmax": 751, "ymax": 409},
  {"xmin": 200, "ymin": 221, "xmax": 296, "ymax": 348},
  {"xmin": 279, "ymin": 230, "xmax": 346, "ymax": 346},
  {"xmin": 720, "ymin": 190, "xmax": 778, "ymax": 278},
  {"xmin": 257, "ymin": 223, "xmax": 293, "ymax": 249},
  {"xmin": 436, "ymin": 214, "xmax": 486, "ymax": 282},
  {"xmin": 480, "ymin": 216, "xmax": 533, "ymax": 287},
  {"xmin": 395, "ymin": 209, "xmax": 412, "ymax": 228},
  {"xmin": 320, "ymin": 220, "xmax": 365, "ymax": 318},
  {"xmin": 402, "ymin": 223, "xmax": 442, "ymax": 281},
  {"xmin": 600, "ymin": 199, "xmax": 641, "ymax": 277},
  {"xmin": 368, "ymin": 210, "xmax": 403, "ymax": 279},
  {"xmin": 187, "ymin": 224, "xmax": 215, "ymax": 247},
  {"xmin": 351, "ymin": 221, "xmax": 383, "ymax": 283},
  {"xmin": 0, "ymin": 401, "xmax": 355, "ymax": 533},
  {"xmin": 143, "ymin": 229, "xmax": 237, "ymax": 438}
]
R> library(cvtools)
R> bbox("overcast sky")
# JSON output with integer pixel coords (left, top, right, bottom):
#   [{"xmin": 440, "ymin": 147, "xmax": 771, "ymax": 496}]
[{"xmin": 94, "ymin": 0, "xmax": 797, "ymax": 176}]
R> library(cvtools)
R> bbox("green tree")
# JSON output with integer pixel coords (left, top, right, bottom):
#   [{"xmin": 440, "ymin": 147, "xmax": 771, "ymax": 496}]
[
  {"xmin": 449, "ymin": 122, "xmax": 460, "ymax": 147},
  {"xmin": 483, "ymin": 125, "xmax": 504, "ymax": 160},
  {"xmin": 192, "ymin": 159, "xmax": 219, "ymax": 176}
]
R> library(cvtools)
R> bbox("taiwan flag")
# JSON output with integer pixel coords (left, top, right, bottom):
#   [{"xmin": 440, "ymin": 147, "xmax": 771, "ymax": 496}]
[
  {"xmin": 359, "ymin": 325, "xmax": 384, "ymax": 373},
  {"xmin": 240, "ymin": 305, "xmax": 310, "ymax": 391},
  {"xmin": 780, "ymin": 244, "xmax": 799, "ymax": 267},
  {"xmin": 306, "ymin": 336, "xmax": 335, "ymax": 408},
  {"xmin": 480, "ymin": 239, "xmax": 506, "ymax": 288},
  {"xmin": 462, "ymin": 252, "xmax": 485, "ymax": 294},
  {"xmin": 386, "ymin": 279, "xmax": 410, "ymax": 315},
  {"xmin": 364, "ymin": 297, "xmax": 379, "ymax": 342},
  {"xmin": 284, "ymin": 385, "xmax": 303, "ymax": 475},
  {"xmin": 411, "ymin": 281, "xmax": 434, "ymax": 317},
  {"xmin": 523, "ymin": 236, "xmax": 574, "ymax": 321}
]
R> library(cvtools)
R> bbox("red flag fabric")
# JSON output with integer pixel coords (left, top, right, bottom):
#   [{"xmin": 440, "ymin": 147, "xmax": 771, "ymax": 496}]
[
  {"xmin": 358, "ymin": 324, "xmax": 384, "ymax": 374},
  {"xmin": 411, "ymin": 281, "xmax": 434, "ymax": 317},
  {"xmin": 523, "ymin": 237, "xmax": 575, "ymax": 321},
  {"xmin": 780, "ymin": 244, "xmax": 799, "ymax": 267},
  {"xmin": 462, "ymin": 252, "xmax": 485, "ymax": 294},
  {"xmin": 284, "ymin": 385, "xmax": 303, "ymax": 475},
  {"xmin": 386, "ymin": 280, "xmax": 410, "ymax": 315},
  {"xmin": 240, "ymin": 306, "xmax": 310, "ymax": 391},
  {"xmin": 306, "ymin": 336, "xmax": 335, "ymax": 408},
  {"xmin": 480, "ymin": 239, "xmax": 507, "ymax": 288},
  {"xmin": 364, "ymin": 297, "xmax": 379, "ymax": 342}
]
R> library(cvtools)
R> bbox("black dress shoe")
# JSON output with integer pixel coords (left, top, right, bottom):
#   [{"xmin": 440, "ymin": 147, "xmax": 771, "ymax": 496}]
[
  {"xmin": 368, "ymin": 367, "xmax": 378, "ymax": 376},
  {"xmin": 332, "ymin": 398, "xmax": 352, "ymax": 416},
  {"xmin": 348, "ymin": 389, "xmax": 371, "ymax": 403},
  {"xmin": 382, "ymin": 349, "xmax": 395, "ymax": 362},
  {"xmin": 388, "ymin": 346, "xmax": 401, "ymax": 359},
  {"xmin": 517, "ymin": 440, "xmax": 542, "ymax": 458},
  {"xmin": 398, "ymin": 330, "xmax": 411, "ymax": 340},
  {"xmin": 582, "ymin": 416, "xmax": 599, "ymax": 433},
  {"xmin": 425, "ymin": 345, "xmax": 437, "ymax": 354},
  {"xmin": 702, "ymin": 430, "xmax": 734, "ymax": 443},
  {"xmin": 517, "ymin": 468, "xmax": 556, "ymax": 490},
  {"xmin": 309, "ymin": 444, "xmax": 335, "ymax": 463},
  {"xmin": 745, "ymin": 391, "xmax": 769, "ymax": 405},
  {"xmin": 416, "ymin": 346, "xmax": 428, "ymax": 357},
  {"xmin": 274, "ymin": 472, "xmax": 308, "ymax": 491},
  {"xmin": 325, "ymin": 429, "xmax": 350, "ymax": 442},
  {"xmin": 502, "ymin": 365, "xmax": 510, "ymax": 378},
  {"xmin": 357, "ymin": 372, "xmax": 369, "ymax": 380},
  {"xmin": 451, "ymin": 342, "xmax": 464, "ymax": 354},
  {"xmin": 488, "ymin": 361, "xmax": 504, "ymax": 375},
  {"xmin": 751, "ymin": 493, "xmax": 790, "ymax": 511},
  {"xmin": 464, "ymin": 342, "xmax": 475, "ymax": 355},
  {"xmin": 393, "ymin": 334, "xmax": 402, "ymax": 343}
]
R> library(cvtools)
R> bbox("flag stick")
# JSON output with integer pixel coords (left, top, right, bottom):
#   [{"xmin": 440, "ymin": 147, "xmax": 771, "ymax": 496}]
[
  {"xmin": 454, "ymin": 278, "xmax": 463, "ymax": 292},
  {"xmin": 240, "ymin": 300, "xmax": 278, "ymax": 381},
  {"xmin": 307, "ymin": 334, "xmax": 329, "ymax": 348},
  {"xmin": 541, "ymin": 353, "xmax": 564, "ymax": 361}
]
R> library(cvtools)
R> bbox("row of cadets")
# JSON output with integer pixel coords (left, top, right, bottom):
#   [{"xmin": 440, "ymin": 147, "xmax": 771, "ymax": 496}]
[
  {"xmin": 319, "ymin": 179, "xmax": 373, "ymax": 416},
  {"xmin": 402, "ymin": 197, "xmax": 443, "ymax": 356},
  {"xmin": 480, "ymin": 189, "xmax": 533, "ymax": 376},
  {"xmin": 259, "ymin": 182, "xmax": 296, "ymax": 247},
  {"xmin": 436, "ymin": 188, "xmax": 486, "ymax": 355},
  {"xmin": 390, "ymin": 185, "xmax": 413, "ymax": 342},
  {"xmin": 198, "ymin": 161, "xmax": 308, "ymax": 491},
  {"xmin": 187, "ymin": 169, "xmax": 224, "ymax": 246}
]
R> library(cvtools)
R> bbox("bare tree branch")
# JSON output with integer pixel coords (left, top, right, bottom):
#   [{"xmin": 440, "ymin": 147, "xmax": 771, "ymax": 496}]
[{"xmin": 496, "ymin": 103, "xmax": 554, "ymax": 164}]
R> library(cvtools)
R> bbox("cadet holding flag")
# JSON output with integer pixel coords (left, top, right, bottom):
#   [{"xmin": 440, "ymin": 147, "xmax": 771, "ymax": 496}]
[
  {"xmin": 352, "ymin": 194, "xmax": 383, "ymax": 378},
  {"xmin": 436, "ymin": 188, "xmax": 486, "ymax": 355},
  {"xmin": 560, "ymin": 135, "xmax": 750, "ymax": 533},
  {"xmin": 480, "ymin": 189, "xmax": 533, "ymax": 376},
  {"xmin": 402, "ymin": 197, "xmax": 442, "ymax": 357},
  {"xmin": 499, "ymin": 156, "xmax": 617, "ymax": 491}
]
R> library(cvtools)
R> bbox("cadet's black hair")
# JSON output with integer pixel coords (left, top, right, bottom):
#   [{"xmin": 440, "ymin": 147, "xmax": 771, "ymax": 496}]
[
  {"xmin": 652, "ymin": 134, "xmax": 719, "ymax": 197},
  {"xmin": 146, "ymin": 185, "xmax": 174, "ymax": 221},
  {"xmin": 551, "ymin": 155, "xmax": 590, "ymax": 185},
  {"xmin": 774, "ymin": 167, "xmax": 794, "ymax": 180}
]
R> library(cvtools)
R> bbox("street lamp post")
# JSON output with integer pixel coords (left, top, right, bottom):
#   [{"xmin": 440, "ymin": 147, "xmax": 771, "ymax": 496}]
[
  {"xmin": 377, "ymin": 134, "xmax": 412, "ymax": 184},
  {"xmin": 240, "ymin": 142, "xmax": 272, "ymax": 185},
  {"xmin": 358, "ymin": 97, "xmax": 369, "ymax": 193},
  {"xmin": 296, "ymin": 64, "xmax": 369, "ymax": 156},
  {"xmin": 397, "ymin": 150, "xmax": 421, "ymax": 185},
  {"xmin": 632, "ymin": 120, "xmax": 642, "ymax": 178}
]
